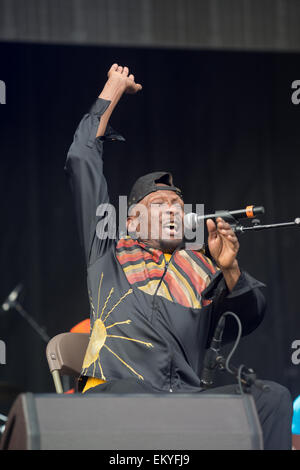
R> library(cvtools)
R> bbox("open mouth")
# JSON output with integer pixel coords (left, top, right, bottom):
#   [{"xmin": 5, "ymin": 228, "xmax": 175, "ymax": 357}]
[
  {"xmin": 163, "ymin": 218, "xmax": 180, "ymax": 228},
  {"xmin": 162, "ymin": 220, "xmax": 181, "ymax": 237},
  {"xmin": 164, "ymin": 223, "xmax": 177, "ymax": 230}
]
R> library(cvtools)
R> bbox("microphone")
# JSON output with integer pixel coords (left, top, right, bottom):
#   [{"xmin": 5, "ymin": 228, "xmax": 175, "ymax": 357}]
[
  {"xmin": 1, "ymin": 284, "xmax": 24, "ymax": 312},
  {"xmin": 1, "ymin": 283, "xmax": 50, "ymax": 342},
  {"xmin": 184, "ymin": 205, "xmax": 265, "ymax": 230},
  {"xmin": 200, "ymin": 314, "xmax": 226, "ymax": 389}
]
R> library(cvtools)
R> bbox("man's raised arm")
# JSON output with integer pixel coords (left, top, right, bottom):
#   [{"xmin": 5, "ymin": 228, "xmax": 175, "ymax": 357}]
[{"xmin": 64, "ymin": 64, "xmax": 142, "ymax": 265}]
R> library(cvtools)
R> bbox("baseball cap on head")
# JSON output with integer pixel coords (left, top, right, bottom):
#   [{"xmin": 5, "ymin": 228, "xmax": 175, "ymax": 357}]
[{"xmin": 128, "ymin": 171, "xmax": 183, "ymax": 210}]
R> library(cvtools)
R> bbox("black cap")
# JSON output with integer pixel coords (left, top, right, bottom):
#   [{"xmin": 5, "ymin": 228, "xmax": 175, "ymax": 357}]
[{"xmin": 128, "ymin": 171, "xmax": 183, "ymax": 210}]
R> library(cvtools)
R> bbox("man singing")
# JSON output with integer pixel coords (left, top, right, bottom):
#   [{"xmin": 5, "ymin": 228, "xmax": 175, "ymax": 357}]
[{"xmin": 65, "ymin": 64, "xmax": 292, "ymax": 449}]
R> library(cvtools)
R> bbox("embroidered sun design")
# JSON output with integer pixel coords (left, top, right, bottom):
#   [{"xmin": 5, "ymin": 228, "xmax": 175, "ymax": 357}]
[{"xmin": 82, "ymin": 272, "xmax": 153, "ymax": 381}]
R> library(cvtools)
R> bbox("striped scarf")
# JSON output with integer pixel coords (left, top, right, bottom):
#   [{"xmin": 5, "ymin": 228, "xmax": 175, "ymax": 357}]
[{"xmin": 116, "ymin": 237, "xmax": 218, "ymax": 309}]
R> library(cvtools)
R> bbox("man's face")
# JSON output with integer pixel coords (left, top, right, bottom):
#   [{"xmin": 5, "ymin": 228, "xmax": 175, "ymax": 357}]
[{"xmin": 127, "ymin": 186, "xmax": 184, "ymax": 253}]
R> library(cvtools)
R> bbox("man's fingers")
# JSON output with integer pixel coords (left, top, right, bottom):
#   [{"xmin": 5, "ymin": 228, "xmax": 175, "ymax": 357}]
[
  {"xmin": 216, "ymin": 217, "xmax": 231, "ymax": 229},
  {"xmin": 219, "ymin": 227, "xmax": 238, "ymax": 241},
  {"xmin": 216, "ymin": 218, "xmax": 236, "ymax": 238},
  {"xmin": 226, "ymin": 232, "xmax": 239, "ymax": 251},
  {"xmin": 219, "ymin": 227, "xmax": 233, "ymax": 235},
  {"xmin": 107, "ymin": 64, "xmax": 142, "ymax": 93},
  {"xmin": 206, "ymin": 218, "xmax": 217, "ymax": 235},
  {"xmin": 208, "ymin": 217, "xmax": 235, "ymax": 236},
  {"xmin": 108, "ymin": 65, "xmax": 137, "ymax": 82},
  {"xmin": 211, "ymin": 217, "xmax": 239, "ymax": 245},
  {"xmin": 228, "ymin": 233, "xmax": 239, "ymax": 243},
  {"xmin": 108, "ymin": 63, "xmax": 118, "ymax": 76}
]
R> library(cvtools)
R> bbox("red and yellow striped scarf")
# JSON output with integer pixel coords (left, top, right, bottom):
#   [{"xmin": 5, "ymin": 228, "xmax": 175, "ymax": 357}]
[{"xmin": 116, "ymin": 237, "xmax": 217, "ymax": 309}]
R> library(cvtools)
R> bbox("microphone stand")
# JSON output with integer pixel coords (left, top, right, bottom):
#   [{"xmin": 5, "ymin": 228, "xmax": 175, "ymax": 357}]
[
  {"xmin": 200, "ymin": 311, "xmax": 270, "ymax": 394},
  {"xmin": 200, "ymin": 335, "xmax": 269, "ymax": 393},
  {"xmin": 233, "ymin": 217, "xmax": 300, "ymax": 234},
  {"xmin": 2, "ymin": 285, "xmax": 50, "ymax": 344},
  {"xmin": 214, "ymin": 354, "xmax": 270, "ymax": 393},
  {"xmin": 12, "ymin": 301, "xmax": 50, "ymax": 344},
  {"xmin": 204, "ymin": 208, "xmax": 300, "ymax": 234},
  {"xmin": 199, "ymin": 211, "xmax": 299, "ymax": 392}
]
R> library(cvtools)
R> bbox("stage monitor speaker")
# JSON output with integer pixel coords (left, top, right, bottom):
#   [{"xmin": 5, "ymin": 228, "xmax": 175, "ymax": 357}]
[{"xmin": 0, "ymin": 392, "xmax": 263, "ymax": 450}]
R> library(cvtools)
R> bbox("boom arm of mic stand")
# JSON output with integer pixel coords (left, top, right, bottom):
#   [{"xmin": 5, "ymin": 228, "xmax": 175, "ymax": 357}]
[
  {"xmin": 13, "ymin": 301, "xmax": 50, "ymax": 343},
  {"xmin": 234, "ymin": 218, "xmax": 300, "ymax": 234}
]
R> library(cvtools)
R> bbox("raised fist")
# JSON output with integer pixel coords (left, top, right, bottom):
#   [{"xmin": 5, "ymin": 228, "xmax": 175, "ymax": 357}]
[{"xmin": 107, "ymin": 63, "xmax": 142, "ymax": 94}]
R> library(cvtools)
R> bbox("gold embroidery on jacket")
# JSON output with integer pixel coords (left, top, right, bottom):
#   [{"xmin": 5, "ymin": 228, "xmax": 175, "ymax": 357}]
[{"xmin": 82, "ymin": 273, "xmax": 153, "ymax": 381}]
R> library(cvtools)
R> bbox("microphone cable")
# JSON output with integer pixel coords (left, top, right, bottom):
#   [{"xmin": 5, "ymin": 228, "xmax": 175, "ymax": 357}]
[
  {"xmin": 219, "ymin": 312, "xmax": 269, "ymax": 393},
  {"xmin": 219, "ymin": 311, "xmax": 246, "ymax": 395},
  {"xmin": 222, "ymin": 311, "xmax": 242, "ymax": 375}
]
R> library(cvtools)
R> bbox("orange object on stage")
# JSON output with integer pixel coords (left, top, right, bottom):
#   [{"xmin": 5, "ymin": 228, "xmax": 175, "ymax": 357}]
[{"xmin": 70, "ymin": 318, "xmax": 90, "ymax": 333}]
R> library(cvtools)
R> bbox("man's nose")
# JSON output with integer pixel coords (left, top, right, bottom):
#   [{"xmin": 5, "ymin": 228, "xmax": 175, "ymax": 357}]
[
  {"xmin": 162, "ymin": 205, "xmax": 175, "ymax": 214},
  {"xmin": 165, "ymin": 202, "xmax": 182, "ymax": 212},
  {"xmin": 162, "ymin": 205, "xmax": 183, "ymax": 219}
]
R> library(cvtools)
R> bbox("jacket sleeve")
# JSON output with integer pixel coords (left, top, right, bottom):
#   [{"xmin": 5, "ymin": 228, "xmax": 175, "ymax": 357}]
[
  {"xmin": 64, "ymin": 98, "xmax": 125, "ymax": 265},
  {"xmin": 202, "ymin": 270, "xmax": 266, "ymax": 346}
]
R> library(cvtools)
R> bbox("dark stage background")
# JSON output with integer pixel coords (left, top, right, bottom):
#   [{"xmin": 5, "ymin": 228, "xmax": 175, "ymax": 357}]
[{"xmin": 0, "ymin": 41, "xmax": 300, "ymax": 405}]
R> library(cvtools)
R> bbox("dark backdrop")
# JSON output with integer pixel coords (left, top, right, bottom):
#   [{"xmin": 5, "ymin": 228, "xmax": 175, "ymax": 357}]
[{"xmin": 0, "ymin": 42, "xmax": 300, "ymax": 403}]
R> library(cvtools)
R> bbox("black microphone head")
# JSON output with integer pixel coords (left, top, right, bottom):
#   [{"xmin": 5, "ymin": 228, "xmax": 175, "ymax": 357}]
[{"xmin": 253, "ymin": 206, "xmax": 265, "ymax": 216}]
